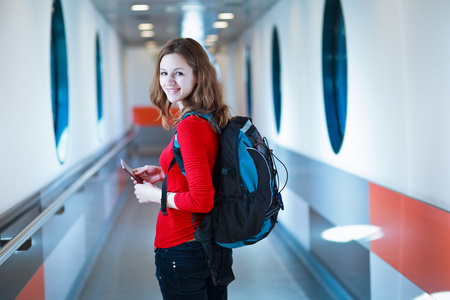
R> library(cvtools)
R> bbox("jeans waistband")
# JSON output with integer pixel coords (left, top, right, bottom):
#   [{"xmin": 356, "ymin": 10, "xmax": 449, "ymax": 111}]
[{"xmin": 154, "ymin": 240, "xmax": 201, "ymax": 253}]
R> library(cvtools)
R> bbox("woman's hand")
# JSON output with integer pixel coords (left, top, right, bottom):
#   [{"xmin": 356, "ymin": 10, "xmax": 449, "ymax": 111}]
[
  {"xmin": 134, "ymin": 181, "xmax": 179, "ymax": 210},
  {"xmin": 134, "ymin": 181, "xmax": 162, "ymax": 204},
  {"xmin": 133, "ymin": 165, "xmax": 165, "ymax": 184}
]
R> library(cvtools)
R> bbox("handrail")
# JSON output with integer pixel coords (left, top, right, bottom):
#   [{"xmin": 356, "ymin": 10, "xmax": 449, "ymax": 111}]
[{"xmin": 0, "ymin": 129, "xmax": 137, "ymax": 266}]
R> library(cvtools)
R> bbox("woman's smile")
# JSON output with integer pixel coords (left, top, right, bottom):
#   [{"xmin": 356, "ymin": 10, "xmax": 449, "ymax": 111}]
[{"xmin": 165, "ymin": 88, "xmax": 180, "ymax": 94}]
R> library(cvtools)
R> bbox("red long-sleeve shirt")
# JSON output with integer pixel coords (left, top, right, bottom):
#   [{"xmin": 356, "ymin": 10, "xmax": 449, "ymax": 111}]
[{"xmin": 154, "ymin": 115, "xmax": 219, "ymax": 248}]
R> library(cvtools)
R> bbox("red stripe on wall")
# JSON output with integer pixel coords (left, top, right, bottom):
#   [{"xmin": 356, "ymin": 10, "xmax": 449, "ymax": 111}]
[
  {"xmin": 16, "ymin": 264, "xmax": 45, "ymax": 300},
  {"xmin": 132, "ymin": 106, "xmax": 179, "ymax": 126},
  {"xmin": 370, "ymin": 182, "xmax": 450, "ymax": 294}
]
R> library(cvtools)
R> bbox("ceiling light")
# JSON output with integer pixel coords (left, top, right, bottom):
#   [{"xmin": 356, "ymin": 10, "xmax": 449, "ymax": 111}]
[
  {"xmin": 205, "ymin": 40, "xmax": 215, "ymax": 47},
  {"xmin": 138, "ymin": 23, "xmax": 153, "ymax": 30},
  {"xmin": 213, "ymin": 21, "xmax": 228, "ymax": 29},
  {"xmin": 205, "ymin": 35, "xmax": 218, "ymax": 46},
  {"xmin": 131, "ymin": 4, "xmax": 149, "ymax": 11},
  {"xmin": 206, "ymin": 34, "xmax": 218, "ymax": 42},
  {"xmin": 218, "ymin": 13, "xmax": 234, "ymax": 20},
  {"xmin": 145, "ymin": 41, "xmax": 158, "ymax": 49},
  {"xmin": 140, "ymin": 31, "xmax": 154, "ymax": 38}
]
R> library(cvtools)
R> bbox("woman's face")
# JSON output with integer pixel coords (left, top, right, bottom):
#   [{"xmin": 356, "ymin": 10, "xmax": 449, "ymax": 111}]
[{"xmin": 159, "ymin": 53, "xmax": 197, "ymax": 108}]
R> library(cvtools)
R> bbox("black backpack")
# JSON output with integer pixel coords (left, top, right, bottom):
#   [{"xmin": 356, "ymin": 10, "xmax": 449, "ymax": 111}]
[{"xmin": 161, "ymin": 112, "xmax": 287, "ymax": 283}]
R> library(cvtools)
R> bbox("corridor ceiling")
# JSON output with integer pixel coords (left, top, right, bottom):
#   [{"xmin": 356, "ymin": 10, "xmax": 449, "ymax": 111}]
[{"xmin": 89, "ymin": 0, "xmax": 279, "ymax": 50}]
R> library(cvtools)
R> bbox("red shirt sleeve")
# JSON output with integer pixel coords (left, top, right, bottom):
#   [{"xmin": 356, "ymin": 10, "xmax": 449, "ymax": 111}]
[{"xmin": 173, "ymin": 116, "xmax": 219, "ymax": 213}]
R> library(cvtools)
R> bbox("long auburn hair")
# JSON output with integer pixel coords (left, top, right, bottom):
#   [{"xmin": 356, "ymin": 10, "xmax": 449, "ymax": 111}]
[{"xmin": 149, "ymin": 38, "xmax": 230, "ymax": 132}]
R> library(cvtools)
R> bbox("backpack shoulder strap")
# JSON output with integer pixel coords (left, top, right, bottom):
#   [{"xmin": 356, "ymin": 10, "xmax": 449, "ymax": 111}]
[
  {"xmin": 173, "ymin": 132, "xmax": 185, "ymax": 175},
  {"xmin": 160, "ymin": 111, "xmax": 213, "ymax": 215},
  {"xmin": 160, "ymin": 156, "xmax": 177, "ymax": 216},
  {"xmin": 171, "ymin": 111, "xmax": 215, "ymax": 174}
]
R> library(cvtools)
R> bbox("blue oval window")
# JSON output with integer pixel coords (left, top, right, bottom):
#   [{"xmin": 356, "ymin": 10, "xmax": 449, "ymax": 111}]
[
  {"xmin": 96, "ymin": 33, "xmax": 104, "ymax": 140},
  {"xmin": 322, "ymin": 0, "xmax": 347, "ymax": 154},
  {"xmin": 272, "ymin": 27, "xmax": 281, "ymax": 133},
  {"xmin": 246, "ymin": 47, "xmax": 252, "ymax": 118},
  {"xmin": 51, "ymin": 0, "xmax": 69, "ymax": 163}
]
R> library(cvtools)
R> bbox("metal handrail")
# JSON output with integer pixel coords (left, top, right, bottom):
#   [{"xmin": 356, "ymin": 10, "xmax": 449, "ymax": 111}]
[{"xmin": 0, "ymin": 129, "xmax": 137, "ymax": 266}]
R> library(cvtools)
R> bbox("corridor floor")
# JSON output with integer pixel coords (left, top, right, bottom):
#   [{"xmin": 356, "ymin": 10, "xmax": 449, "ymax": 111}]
[{"xmin": 78, "ymin": 155, "xmax": 335, "ymax": 300}]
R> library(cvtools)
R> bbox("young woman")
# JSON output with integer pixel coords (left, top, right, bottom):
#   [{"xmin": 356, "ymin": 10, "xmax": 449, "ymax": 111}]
[{"xmin": 133, "ymin": 38, "xmax": 234, "ymax": 300}]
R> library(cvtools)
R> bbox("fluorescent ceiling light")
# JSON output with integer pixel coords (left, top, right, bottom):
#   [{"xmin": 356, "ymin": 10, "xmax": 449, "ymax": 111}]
[
  {"xmin": 138, "ymin": 23, "xmax": 153, "ymax": 30},
  {"xmin": 145, "ymin": 41, "xmax": 158, "ymax": 49},
  {"xmin": 205, "ymin": 40, "xmax": 215, "ymax": 47},
  {"xmin": 206, "ymin": 34, "xmax": 218, "ymax": 42},
  {"xmin": 205, "ymin": 35, "xmax": 218, "ymax": 46},
  {"xmin": 131, "ymin": 4, "xmax": 149, "ymax": 11},
  {"xmin": 218, "ymin": 13, "xmax": 234, "ymax": 20},
  {"xmin": 213, "ymin": 21, "xmax": 228, "ymax": 29},
  {"xmin": 140, "ymin": 31, "xmax": 155, "ymax": 38}
]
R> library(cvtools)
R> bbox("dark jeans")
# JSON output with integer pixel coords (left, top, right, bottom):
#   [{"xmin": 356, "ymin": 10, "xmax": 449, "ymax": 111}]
[{"xmin": 155, "ymin": 241, "xmax": 234, "ymax": 300}]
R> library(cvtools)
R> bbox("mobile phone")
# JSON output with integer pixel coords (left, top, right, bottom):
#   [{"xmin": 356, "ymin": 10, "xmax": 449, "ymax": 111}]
[{"xmin": 121, "ymin": 159, "xmax": 144, "ymax": 183}]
